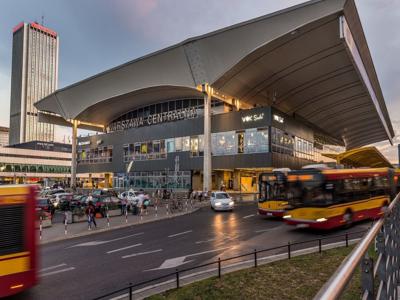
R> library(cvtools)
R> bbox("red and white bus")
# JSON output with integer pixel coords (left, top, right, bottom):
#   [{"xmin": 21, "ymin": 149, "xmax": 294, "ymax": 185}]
[{"xmin": 0, "ymin": 185, "xmax": 38, "ymax": 297}]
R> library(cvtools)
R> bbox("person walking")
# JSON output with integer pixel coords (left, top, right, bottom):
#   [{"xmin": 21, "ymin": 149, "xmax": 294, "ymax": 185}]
[{"xmin": 86, "ymin": 201, "xmax": 97, "ymax": 229}]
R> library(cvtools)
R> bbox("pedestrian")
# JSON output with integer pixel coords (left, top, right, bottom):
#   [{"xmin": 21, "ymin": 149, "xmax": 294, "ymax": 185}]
[
  {"xmin": 85, "ymin": 201, "xmax": 97, "ymax": 228},
  {"xmin": 120, "ymin": 197, "xmax": 127, "ymax": 215}
]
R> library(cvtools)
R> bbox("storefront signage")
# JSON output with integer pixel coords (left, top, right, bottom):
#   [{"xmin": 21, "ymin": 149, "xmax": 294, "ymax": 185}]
[
  {"xmin": 107, "ymin": 107, "xmax": 197, "ymax": 132},
  {"xmin": 273, "ymin": 114, "xmax": 284, "ymax": 123},
  {"xmin": 242, "ymin": 113, "xmax": 264, "ymax": 123}
]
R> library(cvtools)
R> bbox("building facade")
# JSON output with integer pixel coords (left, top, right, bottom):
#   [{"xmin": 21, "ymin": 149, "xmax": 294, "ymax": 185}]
[
  {"xmin": 76, "ymin": 103, "xmax": 343, "ymax": 191},
  {"xmin": 0, "ymin": 127, "xmax": 9, "ymax": 147},
  {"xmin": 9, "ymin": 22, "xmax": 59, "ymax": 145}
]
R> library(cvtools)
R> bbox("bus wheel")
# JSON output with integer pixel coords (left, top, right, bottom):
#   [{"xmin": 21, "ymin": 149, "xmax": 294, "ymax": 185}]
[{"xmin": 343, "ymin": 210, "xmax": 353, "ymax": 227}]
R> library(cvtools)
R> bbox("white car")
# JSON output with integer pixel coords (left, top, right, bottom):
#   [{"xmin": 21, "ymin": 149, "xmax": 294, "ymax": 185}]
[
  {"xmin": 210, "ymin": 192, "xmax": 234, "ymax": 211},
  {"xmin": 50, "ymin": 192, "xmax": 73, "ymax": 208},
  {"xmin": 118, "ymin": 189, "xmax": 140, "ymax": 206}
]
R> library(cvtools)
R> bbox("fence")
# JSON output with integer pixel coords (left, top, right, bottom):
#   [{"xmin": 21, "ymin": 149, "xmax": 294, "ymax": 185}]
[
  {"xmin": 315, "ymin": 192, "xmax": 400, "ymax": 300},
  {"xmin": 93, "ymin": 230, "xmax": 367, "ymax": 300}
]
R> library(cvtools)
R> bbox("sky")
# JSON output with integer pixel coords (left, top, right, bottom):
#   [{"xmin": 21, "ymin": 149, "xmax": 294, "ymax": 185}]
[{"xmin": 0, "ymin": 0, "xmax": 399, "ymax": 162}]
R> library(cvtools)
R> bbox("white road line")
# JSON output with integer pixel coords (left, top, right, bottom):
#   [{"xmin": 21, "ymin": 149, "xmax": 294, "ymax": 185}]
[
  {"xmin": 122, "ymin": 249, "xmax": 163, "ymax": 259},
  {"xmin": 107, "ymin": 243, "xmax": 142, "ymax": 254},
  {"xmin": 195, "ymin": 238, "xmax": 216, "ymax": 244},
  {"xmin": 168, "ymin": 230, "xmax": 193, "ymax": 238},
  {"xmin": 40, "ymin": 267, "xmax": 75, "ymax": 277},
  {"xmin": 108, "ymin": 232, "xmax": 144, "ymax": 242},
  {"xmin": 39, "ymin": 263, "xmax": 67, "ymax": 272},
  {"xmin": 243, "ymin": 214, "xmax": 255, "ymax": 219}
]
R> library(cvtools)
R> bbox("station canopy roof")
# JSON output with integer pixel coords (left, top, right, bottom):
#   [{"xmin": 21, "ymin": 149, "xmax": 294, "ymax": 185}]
[
  {"xmin": 35, "ymin": 0, "xmax": 394, "ymax": 149},
  {"xmin": 322, "ymin": 146, "xmax": 393, "ymax": 168}
]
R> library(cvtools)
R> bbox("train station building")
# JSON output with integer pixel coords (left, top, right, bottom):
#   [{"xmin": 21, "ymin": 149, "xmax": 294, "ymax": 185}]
[{"xmin": 35, "ymin": 0, "xmax": 394, "ymax": 192}]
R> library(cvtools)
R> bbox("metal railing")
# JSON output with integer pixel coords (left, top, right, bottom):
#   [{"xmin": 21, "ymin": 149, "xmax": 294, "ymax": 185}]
[
  {"xmin": 315, "ymin": 192, "xmax": 400, "ymax": 300},
  {"xmin": 93, "ymin": 230, "xmax": 366, "ymax": 300}
]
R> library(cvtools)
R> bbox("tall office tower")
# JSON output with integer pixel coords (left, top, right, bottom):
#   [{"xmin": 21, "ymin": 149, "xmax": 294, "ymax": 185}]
[{"xmin": 9, "ymin": 22, "xmax": 59, "ymax": 145}]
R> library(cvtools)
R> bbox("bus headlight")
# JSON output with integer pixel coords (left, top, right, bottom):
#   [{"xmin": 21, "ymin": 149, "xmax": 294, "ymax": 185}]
[
  {"xmin": 316, "ymin": 218, "xmax": 327, "ymax": 222},
  {"xmin": 283, "ymin": 215, "xmax": 292, "ymax": 219}
]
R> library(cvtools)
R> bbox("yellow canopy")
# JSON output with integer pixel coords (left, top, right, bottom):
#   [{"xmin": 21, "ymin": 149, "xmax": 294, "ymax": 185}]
[{"xmin": 322, "ymin": 146, "xmax": 393, "ymax": 168}]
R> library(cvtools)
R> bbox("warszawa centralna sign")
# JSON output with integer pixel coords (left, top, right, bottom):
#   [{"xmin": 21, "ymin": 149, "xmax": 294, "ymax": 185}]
[{"xmin": 107, "ymin": 107, "xmax": 197, "ymax": 132}]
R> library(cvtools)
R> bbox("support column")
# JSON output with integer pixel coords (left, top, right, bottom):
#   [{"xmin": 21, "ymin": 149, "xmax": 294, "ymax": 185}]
[
  {"xmin": 70, "ymin": 119, "xmax": 78, "ymax": 189},
  {"xmin": 202, "ymin": 84, "xmax": 212, "ymax": 194}
]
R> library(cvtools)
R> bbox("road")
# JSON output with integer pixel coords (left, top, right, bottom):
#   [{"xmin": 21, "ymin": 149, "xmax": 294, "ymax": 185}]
[{"xmin": 27, "ymin": 203, "xmax": 370, "ymax": 300}]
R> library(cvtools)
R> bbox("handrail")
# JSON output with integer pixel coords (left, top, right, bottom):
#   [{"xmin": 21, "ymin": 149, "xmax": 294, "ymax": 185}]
[{"xmin": 314, "ymin": 192, "xmax": 400, "ymax": 300}]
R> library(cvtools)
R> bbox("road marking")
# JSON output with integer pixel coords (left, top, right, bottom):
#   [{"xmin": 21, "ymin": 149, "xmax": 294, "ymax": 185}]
[
  {"xmin": 40, "ymin": 267, "xmax": 75, "ymax": 277},
  {"xmin": 40, "ymin": 263, "xmax": 67, "ymax": 272},
  {"xmin": 70, "ymin": 232, "xmax": 144, "ymax": 248},
  {"xmin": 107, "ymin": 243, "xmax": 143, "ymax": 254},
  {"xmin": 195, "ymin": 238, "xmax": 216, "ymax": 244},
  {"xmin": 243, "ymin": 214, "xmax": 255, "ymax": 219},
  {"xmin": 122, "ymin": 249, "xmax": 163, "ymax": 259},
  {"xmin": 145, "ymin": 246, "xmax": 232, "ymax": 271},
  {"xmin": 168, "ymin": 230, "xmax": 192, "ymax": 238}
]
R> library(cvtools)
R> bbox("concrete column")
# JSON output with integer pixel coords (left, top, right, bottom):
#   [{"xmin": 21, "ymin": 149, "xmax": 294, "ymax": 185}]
[
  {"xmin": 203, "ymin": 85, "xmax": 212, "ymax": 193},
  {"xmin": 70, "ymin": 119, "xmax": 78, "ymax": 189}
]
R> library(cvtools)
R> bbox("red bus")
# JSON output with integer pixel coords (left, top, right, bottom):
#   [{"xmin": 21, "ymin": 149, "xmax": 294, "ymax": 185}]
[
  {"xmin": 0, "ymin": 185, "xmax": 38, "ymax": 297},
  {"xmin": 283, "ymin": 168, "xmax": 398, "ymax": 230}
]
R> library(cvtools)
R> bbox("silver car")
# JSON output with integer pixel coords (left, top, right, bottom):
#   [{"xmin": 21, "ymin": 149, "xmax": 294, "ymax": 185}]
[{"xmin": 210, "ymin": 192, "xmax": 234, "ymax": 211}]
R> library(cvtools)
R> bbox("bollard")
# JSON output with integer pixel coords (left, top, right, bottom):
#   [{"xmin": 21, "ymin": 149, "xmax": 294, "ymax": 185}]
[
  {"xmin": 106, "ymin": 211, "xmax": 110, "ymax": 228},
  {"xmin": 155, "ymin": 205, "xmax": 158, "ymax": 218},
  {"xmin": 186, "ymin": 200, "xmax": 188, "ymax": 212},
  {"xmin": 288, "ymin": 242, "xmax": 291, "ymax": 259},
  {"xmin": 88, "ymin": 215, "xmax": 91, "ymax": 231},
  {"xmin": 140, "ymin": 208, "xmax": 143, "ymax": 222},
  {"xmin": 39, "ymin": 215, "xmax": 43, "ymax": 240},
  {"xmin": 345, "ymin": 233, "xmax": 349, "ymax": 247},
  {"xmin": 64, "ymin": 212, "xmax": 68, "ymax": 235},
  {"xmin": 166, "ymin": 203, "xmax": 169, "ymax": 216},
  {"xmin": 318, "ymin": 239, "xmax": 322, "ymax": 253},
  {"xmin": 125, "ymin": 209, "xmax": 128, "ymax": 223},
  {"xmin": 129, "ymin": 283, "xmax": 133, "ymax": 300}
]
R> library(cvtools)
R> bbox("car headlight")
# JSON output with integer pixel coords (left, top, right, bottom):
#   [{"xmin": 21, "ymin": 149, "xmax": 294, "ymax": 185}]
[
  {"xmin": 215, "ymin": 202, "xmax": 222, "ymax": 206},
  {"xmin": 229, "ymin": 201, "xmax": 234, "ymax": 206}
]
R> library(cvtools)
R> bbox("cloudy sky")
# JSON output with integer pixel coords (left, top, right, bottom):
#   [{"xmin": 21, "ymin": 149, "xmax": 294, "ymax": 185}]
[{"xmin": 0, "ymin": 0, "xmax": 398, "ymax": 162}]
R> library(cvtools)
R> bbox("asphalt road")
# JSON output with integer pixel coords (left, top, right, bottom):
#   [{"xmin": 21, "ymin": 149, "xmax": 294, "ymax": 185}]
[{"xmin": 25, "ymin": 203, "xmax": 370, "ymax": 300}]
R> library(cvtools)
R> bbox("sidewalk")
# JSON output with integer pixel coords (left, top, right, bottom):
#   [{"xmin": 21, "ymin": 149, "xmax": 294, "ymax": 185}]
[{"xmin": 39, "ymin": 200, "xmax": 208, "ymax": 244}]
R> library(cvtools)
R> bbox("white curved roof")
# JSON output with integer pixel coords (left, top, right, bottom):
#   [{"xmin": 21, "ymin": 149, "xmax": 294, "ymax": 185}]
[{"xmin": 35, "ymin": 0, "xmax": 394, "ymax": 149}]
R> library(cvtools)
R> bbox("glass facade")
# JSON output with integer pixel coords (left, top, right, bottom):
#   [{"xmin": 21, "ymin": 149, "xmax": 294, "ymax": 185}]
[
  {"xmin": 0, "ymin": 163, "xmax": 70, "ymax": 174},
  {"xmin": 77, "ymin": 146, "xmax": 113, "ymax": 164},
  {"xmin": 113, "ymin": 171, "xmax": 191, "ymax": 189}
]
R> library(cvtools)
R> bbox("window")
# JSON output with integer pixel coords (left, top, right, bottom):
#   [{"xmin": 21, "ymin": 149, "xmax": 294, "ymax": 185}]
[
  {"xmin": 175, "ymin": 137, "xmax": 182, "ymax": 152},
  {"xmin": 167, "ymin": 138, "xmax": 175, "ymax": 153},
  {"xmin": 190, "ymin": 136, "xmax": 199, "ymax": 157},
  {"xmin": 182, "ymin": 136, "xmax": 190, "ymax": 151},
  {"xmin": 212, "ymin": 131, "xmax": 236, "ymax": 156}
]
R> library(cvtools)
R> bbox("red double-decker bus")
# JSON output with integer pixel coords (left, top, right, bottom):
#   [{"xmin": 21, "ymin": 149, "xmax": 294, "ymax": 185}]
[{"xmin": 0, "ymin": 185, "xmax": 38, "ymax": 297}]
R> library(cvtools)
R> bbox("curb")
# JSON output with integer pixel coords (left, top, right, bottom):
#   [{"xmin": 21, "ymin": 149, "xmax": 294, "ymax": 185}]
[{"xmin": 40, "ymin": 206, "xmax": 203, "ymax": 245}]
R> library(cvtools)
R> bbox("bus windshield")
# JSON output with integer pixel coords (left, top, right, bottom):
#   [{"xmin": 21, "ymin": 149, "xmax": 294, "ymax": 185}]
[{"xmin": 259, "ymin": 173, "xmax": 288, "ymax": 202}]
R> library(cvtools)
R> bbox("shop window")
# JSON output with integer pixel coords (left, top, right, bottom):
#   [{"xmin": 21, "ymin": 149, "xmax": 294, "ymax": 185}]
[
  {"xmin": 212, "ymin": 131, "xmax": 236, "ymax": 156},
  {"xmin": 175, "ymin": 137, "xmax": 182, "ymax": 152},
  {"xmin": 167, "ymin": 138, "xmax": 175, "ymax": 153},
  {"xmin": 190, "ymin": 136, "xmax": 199, "ymax": 157},
  {"xmin": 182, "ymin": 136, "xmax": 190, "ymax": 152}
]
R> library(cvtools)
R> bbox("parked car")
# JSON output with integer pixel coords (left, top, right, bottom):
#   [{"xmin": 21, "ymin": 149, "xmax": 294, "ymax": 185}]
[
  {"xmin": 36, "ymin": 198, "xmax": 55, "ymax": 215},
  {"xmin": 210, "ymin": 191, "xmax": 234, "ymax": 211},
  {"xmin": 91, "ymin": 195, "xmax": 120, "ymax": 216},
  {"xmin": 50, "ymin": 192, "xmax": 73, "ymax": 208}
]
